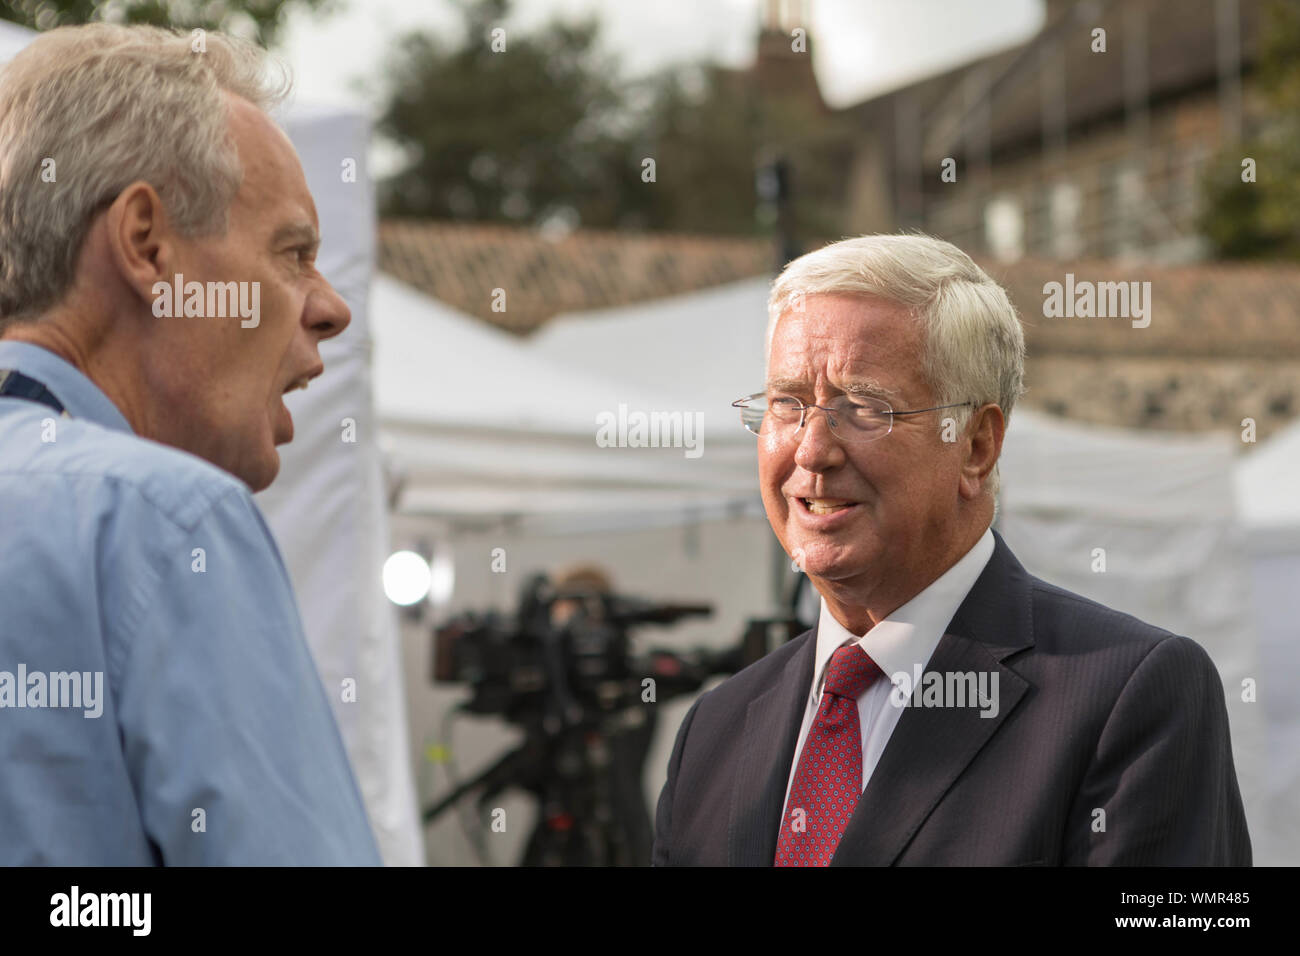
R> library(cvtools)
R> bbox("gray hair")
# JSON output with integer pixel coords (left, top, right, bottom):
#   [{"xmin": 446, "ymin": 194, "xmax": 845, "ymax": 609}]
[
  {"xmin": 0, "ymin": 23, "xmax": 291, "ymax": 326},
  {"xmin": 767, "ymin": 233, "xmax": 1026, "ymax": 500}
]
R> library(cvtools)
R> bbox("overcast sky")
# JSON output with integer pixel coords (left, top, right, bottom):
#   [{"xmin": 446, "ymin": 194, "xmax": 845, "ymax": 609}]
[{"xmin": 281, "ymin": 0, "xmax": 1046, "ymax": 113}]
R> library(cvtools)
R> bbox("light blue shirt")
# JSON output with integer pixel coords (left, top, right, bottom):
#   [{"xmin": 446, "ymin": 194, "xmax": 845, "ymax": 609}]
[{"xmin": 0, "ymin": 341, "xmax": 381, "ymax": 865}]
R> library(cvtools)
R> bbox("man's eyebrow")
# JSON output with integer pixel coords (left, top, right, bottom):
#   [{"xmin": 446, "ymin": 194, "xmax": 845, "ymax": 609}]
[
  {"xmin": 766, "ymin": 377, "xmax": 903, "ymax": 401},
  {"xmin": 842, "ymin": 379, "xmax": 903, "ymax": 401},
  {"xmin": 765, "ymin": 377, "xmax": 811, "ymax": 393},
  {"xmin": 269, "ymin": 222, "xmax": 320, "ymax": 249}
]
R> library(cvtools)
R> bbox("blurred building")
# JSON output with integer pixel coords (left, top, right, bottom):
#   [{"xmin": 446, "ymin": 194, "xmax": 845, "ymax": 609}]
[{"xmin": 840, "ymin": 0, "xmax": 1265, "ymax": 263}]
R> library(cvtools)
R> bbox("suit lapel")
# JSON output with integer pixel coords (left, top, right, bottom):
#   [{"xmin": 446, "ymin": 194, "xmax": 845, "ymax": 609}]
[
  {"xmin": 830, "ymin": 530, "xmax": 1037, "ymax": 866},
  {"xmin": 727, "ymin": 629, "xmax": 816, "ymax": 866}
]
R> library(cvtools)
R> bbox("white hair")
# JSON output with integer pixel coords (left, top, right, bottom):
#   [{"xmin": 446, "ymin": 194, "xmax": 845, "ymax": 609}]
[
  {"xmin": 766, "ymin": 233, "xmax": 1026, "ymax": 500},
  {"xmin": 0, "ymin": 23, "xmax": 290, "ymax": 326}
]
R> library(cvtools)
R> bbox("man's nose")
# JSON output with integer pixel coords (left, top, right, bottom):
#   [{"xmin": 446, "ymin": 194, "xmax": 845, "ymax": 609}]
[
  {"xmin": 305, "ymin": 278, "xmax": 352, "ymax": 341},
  {"xmin": 793, "ymin": 405, "xmax": 846, "ymax": 472}
]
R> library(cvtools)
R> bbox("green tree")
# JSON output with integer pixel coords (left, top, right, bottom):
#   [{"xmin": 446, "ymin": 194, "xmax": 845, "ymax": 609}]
[
  {"xmin": 376, "ymin": 0, "xmax": 849, "ymax": 239},
  {"xmin": 0, "ymin": 0, "xmax": 333, "ymax": 47},
  {"xmin": 1199, "ymin": 0, "xmax": 1300, "ymax": 259},
  {"xmin": 376, "ymin": 0, "xmax": 628, "ymax": 228},
  {"xmin": 617, "ymin": 64, "xmax": 762, "ymax": 234}
]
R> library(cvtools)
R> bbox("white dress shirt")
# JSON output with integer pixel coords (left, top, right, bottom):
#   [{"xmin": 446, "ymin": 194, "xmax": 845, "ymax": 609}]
[{"xmin": 780, "ymin": 527, "xmax": 996, "ymax": 826}]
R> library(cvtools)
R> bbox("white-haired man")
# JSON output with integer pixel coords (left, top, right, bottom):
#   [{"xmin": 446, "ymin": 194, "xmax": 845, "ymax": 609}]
[
  {"xmin": 0, "ymin": 24, "xmax": 380, "ymax": 864},
  {"xmin": 652, "ymin": 234, "xmax": 1250, "ymax": 866}
]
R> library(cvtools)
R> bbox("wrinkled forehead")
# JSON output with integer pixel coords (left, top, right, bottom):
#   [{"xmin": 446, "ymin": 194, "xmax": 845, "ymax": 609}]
[{"xmin": 767, "ymin": 294, "xmax": 924, "ymax": 388}]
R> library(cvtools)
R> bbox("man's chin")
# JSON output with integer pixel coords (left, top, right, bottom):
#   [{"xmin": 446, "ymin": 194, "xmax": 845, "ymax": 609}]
[
  {"xmin": 791, "ymin": 549, "xmax": 851, "ymax": 580},
  {"xmin": 252, "ymin": 453, "xmax": 281, "ymax": 492},
  {"xmin": 233, "ymin": 446, "xmax": 280, "ymax": 493},
  {"xmin": 790, "ymin": 537, "xmax": 878, "ymax": 583}
]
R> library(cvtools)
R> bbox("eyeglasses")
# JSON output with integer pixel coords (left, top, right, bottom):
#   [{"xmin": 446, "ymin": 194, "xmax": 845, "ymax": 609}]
[{"xmin": 732, "ymin": 392, "xmax": 976, "ymax": 444}]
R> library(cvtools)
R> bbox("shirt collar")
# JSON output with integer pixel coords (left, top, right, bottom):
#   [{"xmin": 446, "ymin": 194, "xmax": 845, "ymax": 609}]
[
  {"xmin": 812, "ymin": 527, "xmax": 996, "ymax": 696},
  {"xmin": 0, "ymin": 341, "xmax": 134, "ymax": 435}
]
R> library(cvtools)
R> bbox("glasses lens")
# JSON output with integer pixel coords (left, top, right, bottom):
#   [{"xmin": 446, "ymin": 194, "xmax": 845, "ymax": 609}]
[
  {"xmin": 740, "ymin": 396, "xmax": 799, "ymax": 435},
  {"xmin": 828, "ymin": 395, "xmax": 891, "ymax": 441},
  {"xmin": 740, "ymin": 394, "xmax": 893, "ymax": 442}
]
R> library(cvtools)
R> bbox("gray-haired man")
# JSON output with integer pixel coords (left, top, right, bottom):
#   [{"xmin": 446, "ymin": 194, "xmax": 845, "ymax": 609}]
[
  {"xmin": 0, "ymin": 24, "xmax": 379, "ymax": 864},
  {"xmin": 653, "ymin": 234, "xmax": 1250, "ymax": 866}
]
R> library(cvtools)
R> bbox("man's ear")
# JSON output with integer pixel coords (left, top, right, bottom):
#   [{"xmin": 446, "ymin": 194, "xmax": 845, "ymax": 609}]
[
  {"xmin": 102, "ymin": 181, "xmax": 175, "ymax": 307},
  {"xmin": 959, "ymin": 403, "xmax": 1005, "ymax": 501}
]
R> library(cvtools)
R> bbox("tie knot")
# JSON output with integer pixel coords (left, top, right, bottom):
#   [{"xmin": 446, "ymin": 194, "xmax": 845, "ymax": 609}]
[{"xmin": 823, "ymin": 643, "xmax": 881, "ymax": 700}]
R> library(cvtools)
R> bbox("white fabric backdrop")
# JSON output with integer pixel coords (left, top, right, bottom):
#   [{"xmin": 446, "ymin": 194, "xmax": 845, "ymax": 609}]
[
  {"xmin": 372, "ymin": 274, "xmax": 760, "ymax": 533},
  {"xmin": 996, "ymin": 412, "xmax": 1272, "ymax": 860},
  {"xmin": 1233, "ymin": 418, "xmax": 1300, "ymax": 865},
  {"xmin": 256, "ymin": 105, "xmax": 423, "ymax": 866},
  {"xmin": 532, "ymin": 277, "xmax": 773, "ymax": 420}
]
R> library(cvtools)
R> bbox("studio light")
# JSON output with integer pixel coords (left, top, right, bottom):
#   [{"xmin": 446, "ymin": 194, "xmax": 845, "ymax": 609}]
[{"xmin": 383, "ymin": 550, "xmax": 431, "ymax": 606}]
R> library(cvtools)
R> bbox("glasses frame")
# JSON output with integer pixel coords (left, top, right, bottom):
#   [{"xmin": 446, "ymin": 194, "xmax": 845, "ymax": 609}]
[{"xmin": 731, "ymin": 392, "xmax": 978, "ymax": 443}]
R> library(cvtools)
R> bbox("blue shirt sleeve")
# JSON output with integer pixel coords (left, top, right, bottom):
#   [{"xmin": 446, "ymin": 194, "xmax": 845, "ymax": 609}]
[{"xmin": 105, "ymin": 482, "xmax": 382, "ymax": 865}]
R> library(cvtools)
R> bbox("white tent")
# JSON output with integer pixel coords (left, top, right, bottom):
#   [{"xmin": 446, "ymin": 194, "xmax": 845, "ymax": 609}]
[
  {"xmin": 256, "ymin": 105, "xmax": 422, "ymax": 866},
  {"xmin": 995, "ymin": 409, "xmax": 1272, "ymax": 857},
  {"xmin": 1233, "ymin": 419, "xmax": 1300, "ymax": 865},
  {"xmin": 0, "ymin": 22, "xmax": 423, "ymax": 866},
  {"xmin": 532, "ymin": 276, "xmax": 773, "ymax": 425},
  {"xmin": 1236, "ymin": 416, "xmax": 1300, "ymax": 546},
  {"xmin": 372, "ymin": 274, "xmax": 761, "ymax": 534}
]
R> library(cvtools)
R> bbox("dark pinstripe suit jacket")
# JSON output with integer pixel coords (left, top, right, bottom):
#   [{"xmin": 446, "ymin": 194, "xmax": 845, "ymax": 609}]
[{"xmin": 652, "ymin": 530, "xmax": 1252, "ymax": 866}]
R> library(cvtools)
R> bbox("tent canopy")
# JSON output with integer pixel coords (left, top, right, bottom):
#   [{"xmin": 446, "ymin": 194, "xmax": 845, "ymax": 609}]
[
  {"xmin": 372, "ymin": 274, "xmax": 758, "ymax": 528},
  {"xmin": 1234, "ymin": 416, "xmax": 1300, "ymax": 550},
  {"xmin": 531, "ymin": 276, "xmax": 773, "ymax": 418}
]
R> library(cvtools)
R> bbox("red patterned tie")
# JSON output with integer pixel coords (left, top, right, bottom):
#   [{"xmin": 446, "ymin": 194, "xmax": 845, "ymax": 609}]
[{"xmin": 774, "ymin": 642, "xmax": 883, "ymax": 866}]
